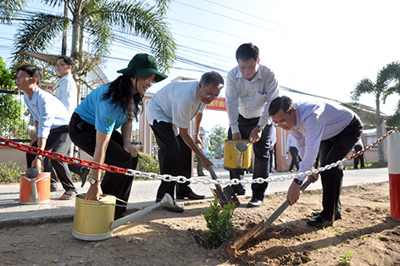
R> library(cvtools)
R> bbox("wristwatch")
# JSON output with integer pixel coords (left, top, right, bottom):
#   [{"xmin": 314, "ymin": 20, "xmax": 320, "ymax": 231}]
[
  {"xmin": 293, "ymin": 178, "xmax": 303, "ymax": 185},
  {"xmin": 35, "ymin": 155, "xmax": 44, "ymax": 161},
  {"xmin": 90, "ymin": 178, "xmax": 101, "ymax": 185}
]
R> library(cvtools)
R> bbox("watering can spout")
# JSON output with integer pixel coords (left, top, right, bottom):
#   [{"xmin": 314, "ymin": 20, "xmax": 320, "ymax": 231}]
[
  {"xmin": 26, "ymin": 167, "xmax": 40, "ymax": 202},
  {"xmin": 110, "ymin": 193, "xmax": 174, "ymax": 230}
]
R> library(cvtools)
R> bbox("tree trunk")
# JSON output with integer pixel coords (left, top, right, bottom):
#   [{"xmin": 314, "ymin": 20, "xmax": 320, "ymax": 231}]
[
  {"xmin": 61, "ymin": 2, "xmax": 68, "ymax": 56},
  {"xmin": 71, "ymin": 11, "xmax": 80, "ymax": 59}
]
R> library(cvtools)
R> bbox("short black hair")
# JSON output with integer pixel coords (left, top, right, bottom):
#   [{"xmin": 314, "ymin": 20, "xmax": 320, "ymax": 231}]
[
  {"xmin": 269, "ymin": 96, "xmax": 295, "ymax": 116},
  {"xmin": 236, "ymin": 43, "xmax": 260, "ymax": 62},
  {"xmin": 58, "ymin": 55, "xmax": 74, "ymax": 69},
  {"xmin": 200, "ymin": 71, "xmax": 224, "ymax": 88},
  {"xmin": 16, "ymin": 65, "xmax": 43, "ymax": 86}
]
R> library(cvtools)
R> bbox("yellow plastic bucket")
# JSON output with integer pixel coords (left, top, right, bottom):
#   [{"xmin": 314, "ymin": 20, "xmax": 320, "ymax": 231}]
[
  {"xmin": 19, "ymin": 172, "xmax": 50, "ymax": 204},
  {"xmin": 72, "ymin": 194, "xmax": 116, "ymax": 241},
  {"xmin": 224, "ymin": 140, "xmax": 252, "ymax": 170}
]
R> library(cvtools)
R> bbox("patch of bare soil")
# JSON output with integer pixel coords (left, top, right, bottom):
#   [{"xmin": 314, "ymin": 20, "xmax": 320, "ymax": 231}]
[{"xmin": 1, "ymin": 181, "xmax": 400, "ymax": 266}]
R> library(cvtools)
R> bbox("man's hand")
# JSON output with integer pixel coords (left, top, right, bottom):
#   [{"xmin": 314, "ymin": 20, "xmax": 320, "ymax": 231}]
[
  {"xmin": 232, "ymin": 132, "xmax": 242, "ymax": 141},
  {"xmin": 249, "ymin": 126, "xmax": 262, "ymax": 144},
  {"xmin": 287, "ymin": 181, "xmax": 301, "ymax": 205},
  {"xmin": 31, "ymin": 158, "xmax": 42, "ymax": 171}
]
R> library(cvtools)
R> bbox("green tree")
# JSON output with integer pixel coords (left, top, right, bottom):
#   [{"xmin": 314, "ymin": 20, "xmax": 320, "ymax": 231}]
[
  {"xmin": 0, "ymin": 56, "xmax": 28, "ymax": 139},
  {"xmin": 1, "ymin": 0, "xmax": 176, "ymax": 87},
  {"xmin": 351, "ymin": 61, "xmax": 400, "ymax": 165},
  {"xmin": 209, "ymin": 125, "xmax": 227, "ymax": 159}
]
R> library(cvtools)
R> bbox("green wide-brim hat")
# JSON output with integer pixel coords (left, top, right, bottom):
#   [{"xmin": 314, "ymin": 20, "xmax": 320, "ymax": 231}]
[{"xmin": 117, "ymin": 53, "xmax": 168, "ymax": 82}]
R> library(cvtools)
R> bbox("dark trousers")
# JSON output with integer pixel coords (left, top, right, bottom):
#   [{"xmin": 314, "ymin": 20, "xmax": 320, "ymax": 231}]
[
  {"xmin": 49, "ymin": 157, "xmax": 89, "ymax": 184},
  {"xmin": 150, "ymin": 120, "xmax": 193, "ymax": 201},
  {"xmin": 69, "ymin": 113, "xmax": 138, "ymax": 219},
  {"xmin": 26, "ymin": 125, "xmax": 76, "ymax": 193},
  {"xmin": 318, "ymin": 116, "xmax": 363, "ymax": 221},
  {"xmin": 353, "ymin": 144, "xmax": 365, "ymax": 169},
  {"xmin": 228, "ymin": 114, "xmax": 272, "ymax": 200},
  {"xmin": 289, "ymin": 146, "xmax": 299, "ymax": 171}
]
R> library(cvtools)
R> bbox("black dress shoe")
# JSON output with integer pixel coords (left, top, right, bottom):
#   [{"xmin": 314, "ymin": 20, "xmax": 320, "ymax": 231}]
[
  {"xmin": 176, "ymin": 191, "xmax": 205, "ymax": 200},
  {"xmin": 50, "ymin": 183, "xmax": 58, "ymax": 192},
  {"xmin": 80, "ymin": 167, "xmax": 90, "ymax": 187},
  {"xmin": 307, "ymin": 215, "xmax": 333, "ymax": 227},
  {"xmin": 311, "ymin": 210, "xmax": 341, "ymax": 220},
  {"xmin": 164, "ymin": 203, "xmax": 184, "ymax": 213},
  {"xmin": 236, "ymin": 190, "xmax": 245, "ymax": 196},
  {"xmin": 247, "ymin": 198, "xmax": 263, "ymax": 208}
]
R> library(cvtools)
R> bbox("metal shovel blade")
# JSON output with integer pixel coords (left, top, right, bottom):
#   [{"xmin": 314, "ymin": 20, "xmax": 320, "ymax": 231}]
[
  {"xmin": 210, "ymin": 185, "xmax": 240, "ymax": 208},
  {"xmin": 208, "ymin": 165, "xmax": 240, "ymax": 208}
]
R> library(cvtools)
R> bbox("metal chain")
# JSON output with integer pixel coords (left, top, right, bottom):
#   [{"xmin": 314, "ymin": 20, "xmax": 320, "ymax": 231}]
[{"xmin": 1, "ymin": 129, "xmax": 398, "ymax": 186}]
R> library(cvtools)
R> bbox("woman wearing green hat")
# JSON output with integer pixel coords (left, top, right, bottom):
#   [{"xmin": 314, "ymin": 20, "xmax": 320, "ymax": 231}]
[{"xmin": 69, "ymin": 53, "xmax": 167, "ymax": 219}]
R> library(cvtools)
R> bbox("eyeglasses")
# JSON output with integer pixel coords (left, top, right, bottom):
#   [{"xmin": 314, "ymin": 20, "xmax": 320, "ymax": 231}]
[
  {"xmin": 274, "ymin": 120, "xmax": 288, "ymax": 126},
  {"xmin": 145, "ymin": 77, "xmax": 155, "ymax": 85},
  {"xmin": 16, "ymin": 75, "xmax": 32, "ymax": 80},
  {"xmin": 203, "ymin": 87, "xmax": 219, "ymax": 99},
  {"xmin": 56, "ymin": 64, "xmax": 67, "ymax": 67}
]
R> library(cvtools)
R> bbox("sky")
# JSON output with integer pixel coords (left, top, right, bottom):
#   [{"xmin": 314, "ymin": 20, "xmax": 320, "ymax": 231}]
[{"xmin": 1, "ymin": 0, "xmax": 400, "ymax": 132}]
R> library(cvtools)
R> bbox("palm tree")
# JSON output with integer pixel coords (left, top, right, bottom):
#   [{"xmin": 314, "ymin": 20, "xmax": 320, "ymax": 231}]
[
  {"xmin": 1, "ymin": 0, "xmax": 176, "ymax": 75},
  {"xmin": 351, "ymin": 61, "xmax": 400, "ymax": 165}
]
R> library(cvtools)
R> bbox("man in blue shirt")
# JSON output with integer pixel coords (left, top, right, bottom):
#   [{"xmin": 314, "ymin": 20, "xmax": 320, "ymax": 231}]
[
  {"xmin": 269, "ymin": 96, "xmax": 363, "ymax": 227},
  {"xmin": 16, "ymin": 65, "xmax": 77, "ymax": 199}
]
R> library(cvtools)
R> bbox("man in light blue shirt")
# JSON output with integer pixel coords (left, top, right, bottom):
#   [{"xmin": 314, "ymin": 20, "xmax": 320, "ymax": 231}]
[
  {"xmin": 16, "ymin": 65, "xmax": 77, "ymax": 199},
  {"xmin": 269, "ymin": 96, "xmax": 363, "ymax": 227}
]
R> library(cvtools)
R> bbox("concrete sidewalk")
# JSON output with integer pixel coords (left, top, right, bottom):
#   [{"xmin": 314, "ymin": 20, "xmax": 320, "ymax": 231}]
[{"xmin": 0, "ymin": 167, "xmax": 389, "ymax": 227}]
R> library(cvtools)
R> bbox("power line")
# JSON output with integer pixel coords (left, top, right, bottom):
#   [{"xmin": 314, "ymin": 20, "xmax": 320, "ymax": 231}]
[
  {"xmin": 203, "ymin": 0, "xmax": 285, "ymax": 27},
  {"xmin": 174, "ymin": 0, "xmax": 283, "ymax": 35}
]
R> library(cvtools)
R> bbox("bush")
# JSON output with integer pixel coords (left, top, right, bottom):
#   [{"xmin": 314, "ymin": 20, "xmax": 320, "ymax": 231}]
[
  {"xmin": 0, "ymin": 161, "xmax": 24, "ymax": 183},
  {"xmin": 136, "ymin": 152, "xmax": 160, "ymax": 177},
  {"xmin": 203, "ymin": 197, "xmax": 236, "ymax": 248}
]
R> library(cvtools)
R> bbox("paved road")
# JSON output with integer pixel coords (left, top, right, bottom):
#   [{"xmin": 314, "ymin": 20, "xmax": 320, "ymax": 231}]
[{"xmin": 0, "ymin": 167, "xmax": 389, "ymax": 226}]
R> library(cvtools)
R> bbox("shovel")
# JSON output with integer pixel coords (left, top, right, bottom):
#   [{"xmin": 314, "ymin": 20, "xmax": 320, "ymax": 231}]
[
  {"xmin": 227, "ymin": 176, "xmax": 316, "ymax": 255},
  {"xmin": 207, "ymin": 164, "xmax": 240, "ymax": 208}
]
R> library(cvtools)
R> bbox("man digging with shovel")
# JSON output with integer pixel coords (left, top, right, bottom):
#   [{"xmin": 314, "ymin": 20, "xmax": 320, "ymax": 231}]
[
  {"xmin": 269, "ymin": 96, "xmax": 363, "ymax": 227},
  {"xmin": 146, "ymin": 71, "xmax": 224, "ymax": 213}
]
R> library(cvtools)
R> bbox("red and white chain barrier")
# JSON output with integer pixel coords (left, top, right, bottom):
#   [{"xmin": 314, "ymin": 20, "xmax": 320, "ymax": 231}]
[{"xmin": 1, "ymin": 129, "xmax": 398, "ymax": 186}]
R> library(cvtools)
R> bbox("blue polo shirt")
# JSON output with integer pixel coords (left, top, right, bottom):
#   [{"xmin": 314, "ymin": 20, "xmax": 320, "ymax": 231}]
[{"xmin": 75, "ymin": 84, "xmax": 128, "ymax": 134}]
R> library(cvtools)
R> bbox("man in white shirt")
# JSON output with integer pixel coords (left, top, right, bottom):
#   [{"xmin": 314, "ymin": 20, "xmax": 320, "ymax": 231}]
[
  {"xmin": 225, "ymin": 43, "xmax": 280, "ymax": 207},
  {"xmin": 53, "ymin": 55, "xmax": 89, "ymax": 190},
  {"xmin": 16, "ymin": 65, "xmax": 77, "ymax": 199},
  {"xmin": 269, "ymin": 96, "xmax": 363, "ymax": 227},
  {"xmin": 286, "ymin": 133, "xmax": 299, "ymax": 172},
  {"xmin": 147, "ymin": 71, "xmax": 224, "ymax": 213}
]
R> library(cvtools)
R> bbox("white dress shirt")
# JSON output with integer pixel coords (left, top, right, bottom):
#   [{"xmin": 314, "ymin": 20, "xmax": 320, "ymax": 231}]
[
  {"xmin": 225, "ymin": 64, "xmax": 279, "ymax": 134},
  {"xmin": 290, "ymin": 101, "xmax": 355, "ymax": 180},
  {"xmin": 55, "ymin": 73, "xmax": 77, "ymax": 116},
  {"xmin": 24, "ymin": 87, "xmax": 70, "ymax": 139},
  {"xmin": 146, "ymin": 81, "xmax": 206, "ymax": 136}
]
